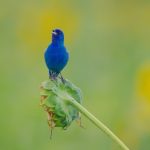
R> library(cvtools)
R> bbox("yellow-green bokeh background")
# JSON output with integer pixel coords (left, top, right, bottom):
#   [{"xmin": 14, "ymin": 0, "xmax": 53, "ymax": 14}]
[{"xmin": 0, "ymin": 0, "xmax": 150, "ymax": 150}]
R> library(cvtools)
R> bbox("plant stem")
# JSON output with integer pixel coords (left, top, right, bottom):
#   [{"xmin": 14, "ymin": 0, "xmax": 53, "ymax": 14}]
[{"xmin": 67, "ymin": 98, "xmax": 130, "ymax": 150}]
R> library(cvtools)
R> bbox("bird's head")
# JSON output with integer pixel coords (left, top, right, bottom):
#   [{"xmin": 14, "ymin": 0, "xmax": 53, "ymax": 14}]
[{"xmin": 52, "ymin": 29, "xmax": 64, "ymax": 45}]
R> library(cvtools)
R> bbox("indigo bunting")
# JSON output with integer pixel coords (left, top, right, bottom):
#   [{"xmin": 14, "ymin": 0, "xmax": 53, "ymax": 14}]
[{"xmin": 44, "ymin": 29, "xmax": 69, "ymax": 80}]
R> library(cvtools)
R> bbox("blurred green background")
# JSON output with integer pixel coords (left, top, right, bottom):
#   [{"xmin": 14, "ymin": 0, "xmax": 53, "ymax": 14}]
[{"xmin": 0, "ymin": 0, "xmax": 150, "ymax": 149}]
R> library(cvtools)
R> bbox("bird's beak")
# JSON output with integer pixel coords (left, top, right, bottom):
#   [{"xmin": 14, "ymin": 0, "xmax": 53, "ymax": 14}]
[{"xmin": 52, "ymin": 31, "xmax": 57, "ymax": 35}]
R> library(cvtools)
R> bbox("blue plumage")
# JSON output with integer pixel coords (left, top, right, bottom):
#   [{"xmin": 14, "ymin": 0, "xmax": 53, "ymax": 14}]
[{"xmin": 44, "ymin": 29, "xmax": 69, "ymax": 80}]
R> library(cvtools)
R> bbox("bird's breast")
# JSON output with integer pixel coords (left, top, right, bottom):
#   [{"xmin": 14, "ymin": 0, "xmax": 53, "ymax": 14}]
[{"xmin": 44, "ymin": 45, "xmax": 69, "ymax": 73}]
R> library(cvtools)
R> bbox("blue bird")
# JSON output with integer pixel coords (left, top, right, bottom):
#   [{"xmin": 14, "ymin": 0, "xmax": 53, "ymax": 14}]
[{"xmin": 44, "ymin": 29, "xmax": 69, "ymax": 81}]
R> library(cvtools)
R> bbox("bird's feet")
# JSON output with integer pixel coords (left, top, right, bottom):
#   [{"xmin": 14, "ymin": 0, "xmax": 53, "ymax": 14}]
[
  {"xmin": 49, "ymin": 71, "xmax": 58, "ymax": 81},
  {"xmin": 49, "ymin": 71, "xmax": 66, "ymax": 84}
]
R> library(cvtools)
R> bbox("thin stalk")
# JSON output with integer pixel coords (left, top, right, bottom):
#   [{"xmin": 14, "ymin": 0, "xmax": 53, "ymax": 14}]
[{"xmin": 66, "ymin": 98, "xmax": 130, "ymax": 150}]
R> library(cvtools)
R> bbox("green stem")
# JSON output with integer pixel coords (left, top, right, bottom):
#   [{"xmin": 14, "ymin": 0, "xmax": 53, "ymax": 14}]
[{"xmin": 67, "ymin": 98, "xmax": 130, "ymax": 150}]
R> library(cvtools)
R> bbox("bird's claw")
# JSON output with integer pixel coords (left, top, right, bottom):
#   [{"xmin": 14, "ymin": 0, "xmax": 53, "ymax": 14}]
[{"xmin": 49, "ymin": 71, "xmax": 58, "ymax": 81}]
